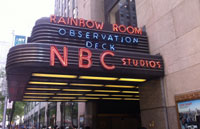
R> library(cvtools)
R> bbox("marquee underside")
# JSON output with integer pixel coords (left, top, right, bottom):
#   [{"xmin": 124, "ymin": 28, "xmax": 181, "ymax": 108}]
[{"xmin": 6, "ymin": 43, "xmax": 164, "ymax": 102}]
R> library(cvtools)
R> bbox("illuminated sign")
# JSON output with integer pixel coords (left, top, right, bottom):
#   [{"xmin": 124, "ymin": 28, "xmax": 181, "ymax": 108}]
[
  {"xmin": 29, "ymin": 16, "xmax": 149, "ymax": 54},
  {"xmin": 6, "ymin": 16, "xmax": 164, "ymax": 102},
  {"xmin": 121, "ymin": 58, "xmax": 161, "ymax": 69},
  {"xmin": 49, "ymin": 15, "xmax": 142, "ymax": 51},
  {"xmin": 58, "ymin": 28, "xmax": 139, "ymax": 51},
  {"xmin": 14, "ymin": 35, "xmax": 26, "ymax": 46},
  {"xmin": 50, "ymin": 45, "xmax": 162, "ymax": 71},
  {"xmin": 50, "ymin": 15, "xmax": 142, "ymax": 35}
]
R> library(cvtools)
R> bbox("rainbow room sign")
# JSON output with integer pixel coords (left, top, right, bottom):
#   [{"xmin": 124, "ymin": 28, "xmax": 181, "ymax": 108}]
[
  {"xmin": 46, "ymin": 15, "xmax": 162, "ymax": 71},
  {"xmin": 30, "ymin": 15, "xmax": 149, "ymax": 53},
  {"xmin": 6, "ymin": 16, "xmax": 164, "ymax": 101},
  {"xmin": 50, "ymin": 15, "xmax": 143, "ymax": 34},
  {"xmin": 51, "ymin": 15, "xmax": 141, "ymax": 51}
]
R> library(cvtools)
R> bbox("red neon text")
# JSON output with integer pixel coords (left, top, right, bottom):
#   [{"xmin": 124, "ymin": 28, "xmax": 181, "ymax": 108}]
[
  {"xmin": 50, "ymin": 46, "xmax": 68, "ymax": 67},
  {"xmin": 100, "ymin": 51, "xmax": 115, "ymax": 70},
  {"xmin": 50, "ymin": 46, "xmax": 115, "ymax": 70},
  {"xmin": 50, "ymin": 15, "xmax": 104, "ymax": 30},
  {"xmin": 79, "ymin": 48, "xmax": 92, "ymax": 69},
  {"xmin": 113, "ymin": 24, "xmax": 142, "ymax": 35},
  {"xmin": 121, "ymin": 58, "xmax": 161, "ymax": 69}
]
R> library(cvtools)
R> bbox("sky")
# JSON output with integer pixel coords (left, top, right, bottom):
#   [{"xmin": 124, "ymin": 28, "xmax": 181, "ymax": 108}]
[
  {"xmin": 0, "ymin": 0, "xmax": 54, "ymax": 43},
  {"xmin": 0, "ymin": 0, "xmax": 54, "ymax": 67}
]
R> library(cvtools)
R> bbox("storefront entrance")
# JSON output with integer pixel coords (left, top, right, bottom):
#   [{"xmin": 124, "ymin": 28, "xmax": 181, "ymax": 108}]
[
  {"xmin": 47, "ymin": 102, "xmax": 57, "ymax": 128},
  {"xmin": 39, "ymin": 108, "xmax": 45, "ymax": 128},
  {"xmin": 89, "ymin": 101, "xmax": 141, "ymax": 129},
  {"xmin": 97, "ymin": 116, "xmax": 139, "ymax": 129},
  {"xmin": 61, "ymin": 102, "xmax": 78, "ymax": 128}
]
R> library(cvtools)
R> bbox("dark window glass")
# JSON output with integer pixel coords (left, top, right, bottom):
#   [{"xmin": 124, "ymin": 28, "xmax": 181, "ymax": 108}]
[
  {"xmin": 39, "ymin": 108, "xmax": 45, "ymax": 128},
  {"xmin": 34, "ymin": 112, "xmax": 38, "ymax": 128},
  {"xmin": 107, "ymin": 0, "xmax": 137, "ymax": 26},
  {"xmin": 47, "ymin": 102, "xmax": 57, "ymax": 128},
  {"xmin": 61, "ymin": 102, "xmax": 78, "ymax": 128}
]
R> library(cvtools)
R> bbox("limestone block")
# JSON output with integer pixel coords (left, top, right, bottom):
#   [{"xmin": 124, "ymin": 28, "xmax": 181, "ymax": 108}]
[
  {"xmin": 167, "ymin": 26, "xmax": 200, "ymax": 74},
  {"xmin": 151, "ymin": 0, "xmax": 171, "ymax": 24},
  {"xmin": 139, "ymin": 79, "xmax": 164, "ymax": 110},
  {"xmin": 136, "ymin": 0, "xmax": 154, "ymax": 28},
  {"xmin": 147, "ymin": 12, "xmax": 176, "ymax": 52},
  {"xmin": 167, "ymin": 106, "xmax": 179, "ymax": 129},
  {"xmin": 141, "ymin": 108, "xmax": 168, "ymax": 129},
  {"xmin": 135, "ymin": 0, "xmax": 146, "ymax": 7},
  {"xmin": 165, "ymin": 64, "xmax": 200, "ymax": 106},
  {"xmin": 136, "ymin": 0, "xmax": 174, "ymax": 28},
  {"xmin": 168, "ymin": 0, "xmax": 184, "ymax": 10},
  {"xmin": 172, "ymin": 0, "xmax": 200, "ymax": 37},
  {"xmin": 91, "ymin": 0, "xmax": 105, "ymax": 22},
  {"xmin": 158, "ymin": 40, "xmax": 179, "ymax": 75},
  {"xmin": 78, "ymin": 0, "xmax": 92, "ymax": 19}
]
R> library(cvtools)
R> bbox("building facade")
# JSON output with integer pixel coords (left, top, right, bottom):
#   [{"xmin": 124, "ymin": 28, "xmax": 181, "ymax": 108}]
[
  {"xmin": 136, "ymin": 0, "xmax": 200, "ymax": 129},
  {"xmin": 54, "ymin": 0, "xmax": 78, "ymax": 18},
  {"xmin": 24, "ymin": 102, "xmax": 78, "ymax": 128},
  {"xmin": 21, "ymin": 0, "xmax": 200, "ymax": 129}
]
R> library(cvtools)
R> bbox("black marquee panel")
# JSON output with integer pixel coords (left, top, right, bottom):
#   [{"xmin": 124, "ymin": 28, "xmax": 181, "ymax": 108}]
[
  {"xmin": 28, "ymin": 17, "xmax": 149, "ymax": 53},
  {"xmin": 6, "ymin": 16, "xmax": 164, "ymax": 101},
  {"xmin": 7, "ymin": 43, "xmax": 163, "ymax": 78}
]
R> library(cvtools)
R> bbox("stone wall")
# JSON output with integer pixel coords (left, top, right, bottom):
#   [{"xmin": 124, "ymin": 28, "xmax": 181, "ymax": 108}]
[
  {"xmin": 78, "ymin": 0, "xmax": 105, "ymax": 22},
  {"xmin": 136, "ymin": 0, "xmax": 200, "ymax": 128}
]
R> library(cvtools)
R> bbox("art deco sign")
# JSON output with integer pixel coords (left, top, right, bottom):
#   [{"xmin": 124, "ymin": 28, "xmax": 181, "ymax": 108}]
[{"xmin": 6, "ymin": 15, "xmax": 164, "ymax": 101}]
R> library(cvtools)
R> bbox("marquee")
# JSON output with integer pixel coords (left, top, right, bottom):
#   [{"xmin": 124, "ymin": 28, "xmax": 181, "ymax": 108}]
[{"xmin": 6, "ymin": 15, "xmax": 164, "ymax": 101}]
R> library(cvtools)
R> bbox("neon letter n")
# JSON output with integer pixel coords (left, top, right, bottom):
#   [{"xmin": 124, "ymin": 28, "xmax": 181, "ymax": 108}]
[{"xmin": 50, "ymin": 45, "xmax": 68, "ymax": 67}]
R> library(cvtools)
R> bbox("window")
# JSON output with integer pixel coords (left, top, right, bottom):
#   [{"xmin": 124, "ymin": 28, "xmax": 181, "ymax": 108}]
[
  {"xmin": 68, "ymin": 0, "xmax": 70, "ymax": 7},
  {"xmin": 39, "ymin": 108, "xmax": 45, "ymax": 128},
  {"xmin": 61, "ymin": 102, "xmax": 72, "ymax": 127},
  {"xmin": 61, "ymin": 102, "xmax": 78, "ymax": 128},
  {"xmin": 108, "ymin": 0, "xmax": 137, "ymax": 26},
  {"xmin": 126, "ymin": 15, "xmax": 130, "ymax": 19},
  {"xmin": 73, "ymin": 8, "xmax": 78, "ymax": 18},
  {"xmin": 47, "ymin": 102, "xmax": 57, "ymax": 128},
  {"xmin": 34, "ymin": 112, "xmax": 38, "ymax": 128}
]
